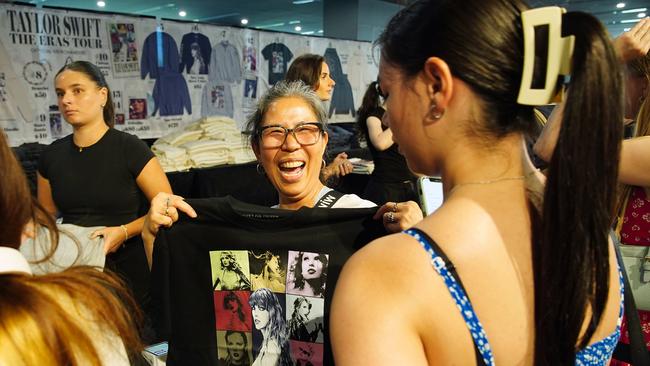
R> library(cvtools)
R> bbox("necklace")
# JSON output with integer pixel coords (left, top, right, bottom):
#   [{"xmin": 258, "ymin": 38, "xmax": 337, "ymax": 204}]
[{"xmin": 449, "ymin": 174, "xmax": 530, "ymax": 196}]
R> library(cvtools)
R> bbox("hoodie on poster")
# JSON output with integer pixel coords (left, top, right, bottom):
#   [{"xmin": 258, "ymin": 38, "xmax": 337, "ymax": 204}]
[
  {"xmin": 324, "ymin": 48, "xmax": 355, "ymax": 118},
  {"xmin": 140, "ymin": 28, "xmax": 191, "ymax": 117}
]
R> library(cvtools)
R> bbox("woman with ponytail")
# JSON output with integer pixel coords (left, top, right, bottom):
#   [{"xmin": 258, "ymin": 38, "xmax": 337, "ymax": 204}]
[
  {"xmin": 37, "ymin": 61, "xmax": 172, "ymax": 336},
  {"xmin": 331, "ymin": 0, "xmax": 624, "ymax": 364},
  {"xmin": 536, "ymin": 19, "xmax": 650, "ymax": 364}
]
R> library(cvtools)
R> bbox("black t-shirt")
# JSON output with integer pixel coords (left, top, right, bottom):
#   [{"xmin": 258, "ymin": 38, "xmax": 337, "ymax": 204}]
[
  {"xmin": 151, "ymin": 196, "xmax": 387, "ymax": 366},
  {"xmin": 38, "ymin": 128, "xmax": 154, "ymax": 227},
  {"xmin": 261, "ymin": 43, "xmax": 293, "ymax": 85},
  {"xmin": 364, "ymin": 107, "xmax": 414, "ymax": 183}
]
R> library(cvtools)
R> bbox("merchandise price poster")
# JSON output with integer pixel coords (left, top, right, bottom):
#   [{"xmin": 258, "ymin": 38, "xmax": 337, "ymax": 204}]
[{"xmin": 0, "ymin": 3, "xmax": 377, "ymax": 146}]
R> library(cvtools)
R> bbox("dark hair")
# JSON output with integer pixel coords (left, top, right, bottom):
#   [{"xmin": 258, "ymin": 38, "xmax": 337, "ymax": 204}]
[
  {"xmin": 355, "ymin": 81, "xmax": 383, "ymax": 142},
  {"xmin": 285, "ymin": 54, "xmax": 325, "ymax": 91},
  {"xmin": 292, "ymin": 252, "xmax": 328, "ymax": 297},
  {"xmin": 379, "ymin": 0, "xmax": 622, "ymax": 363},
  {"xmin": 248, "ymin": 288, "xmax": 292, "ymax": 366},
  {"xmin": 0, "ymin": 132, "xmax": 57, "ymax": 251},
  {"xmin": 223, "ymin": 291, "xmax": 246, "ymax": 323},
  {"xmin": 225, "ymin": 330, "xmax": 248, "ymax": 347},
  {"xmin": 56, "ymin": 61, "xmax": 115, "ymax": 128}
]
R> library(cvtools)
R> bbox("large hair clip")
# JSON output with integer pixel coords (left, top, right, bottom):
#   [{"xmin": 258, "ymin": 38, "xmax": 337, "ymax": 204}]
[{"xmin": 517, "ymin": 7, "xmax": 575, "ymax": 106}]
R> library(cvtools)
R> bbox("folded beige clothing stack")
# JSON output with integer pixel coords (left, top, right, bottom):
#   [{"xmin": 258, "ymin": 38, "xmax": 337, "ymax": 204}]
[
  {"xmin": 181, "ymin": 140, "xmax": 231, "ymax": 168},
  {"xmin": 152, "ymin": 143, "xmax": 192, "ymax": 172},
  {"xmin": 156, "ymin": 129, "xmax": 203, "ymax": 146},
  {"xmin": 152, "ymin": 116, "xmax": 256, "ymax": 172},
  {"xmin": 229, "ymin": 144, "xmax": 255, "ymax": 164}
]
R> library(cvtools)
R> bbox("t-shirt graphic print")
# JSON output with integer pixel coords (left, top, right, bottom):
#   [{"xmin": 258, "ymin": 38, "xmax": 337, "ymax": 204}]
[
  {"xmin": 211, "ymin": 249, "xmax": 327, "ymax": 365},
  {"xmin": 151, "ymin": 196, "xmax": 387, "ymax": 366}
]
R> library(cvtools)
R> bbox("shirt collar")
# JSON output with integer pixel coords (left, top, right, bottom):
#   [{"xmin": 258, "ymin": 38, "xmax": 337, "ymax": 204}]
[{"xmin": 0, "ymin": 247, "xmax": 32, "ymax": 275}]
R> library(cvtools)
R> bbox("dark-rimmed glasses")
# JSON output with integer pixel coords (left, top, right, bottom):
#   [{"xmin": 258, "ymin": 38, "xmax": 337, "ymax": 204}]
[{"xmin": 258, "ymin": 122, "xmax": 324, "ymax": 148}]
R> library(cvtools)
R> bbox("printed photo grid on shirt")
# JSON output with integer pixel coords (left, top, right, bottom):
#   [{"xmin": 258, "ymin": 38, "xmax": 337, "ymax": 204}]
[{"xmin": 210, "ymin": 249, "xmax": 328, "ymax": 366}]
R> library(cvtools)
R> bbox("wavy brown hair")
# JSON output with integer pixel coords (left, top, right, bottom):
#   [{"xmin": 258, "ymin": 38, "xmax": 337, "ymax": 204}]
[{"xmin": 285, "ymin": 54, "xmax": 325, "ymax": 91}]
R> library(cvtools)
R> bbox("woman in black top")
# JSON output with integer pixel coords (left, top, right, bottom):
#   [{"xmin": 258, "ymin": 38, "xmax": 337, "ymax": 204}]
[
  {"xmin": 356, "ymin": 81, "xmax": 417, "ymax": 205},
  {"xmin": 37, "ymin": 61, "xmax": 172, "ymax": 338}
]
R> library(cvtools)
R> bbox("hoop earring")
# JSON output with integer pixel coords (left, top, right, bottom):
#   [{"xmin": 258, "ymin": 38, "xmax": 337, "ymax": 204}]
[
  {"xmin": 256, "ymin": 163, "xmax": 265, "ymax": 175},
  {"xmin": 429, "ymin": 103, "xmax": 444, "ymax": 120},
  {"xmin": 322, "ymin": 159, "xmax": 326, "ymax": 169}
]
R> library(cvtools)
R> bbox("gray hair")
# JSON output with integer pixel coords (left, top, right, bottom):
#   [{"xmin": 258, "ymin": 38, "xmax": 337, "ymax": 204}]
[{"xmin": 244, "ymin": 80, "xmax": 328, "ymax": 147}]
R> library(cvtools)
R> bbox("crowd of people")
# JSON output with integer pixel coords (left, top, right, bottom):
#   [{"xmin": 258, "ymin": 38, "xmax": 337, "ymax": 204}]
[{"xmin": 1, "ymin": 0, "xmax": 650, "ymax": 365}]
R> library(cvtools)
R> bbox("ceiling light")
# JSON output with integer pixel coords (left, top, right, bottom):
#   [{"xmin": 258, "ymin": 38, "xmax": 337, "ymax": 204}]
[
  {"xmin": 317, "ymin": 29, "xmax": 323, "ymax": 33},
  {"xmin": 241, "ymin": 18, "xmax": 249, "ymax": 25},
  {"xmin": 294, "ymin": 25, "xmax": 302, "ymax": 31},
  {"xmin": 302, "ymin": 31, "xmax": 314, "ymax": 35},
  {"xmin": 639, "ymin": 12, "xmax": 647, "ymax": 17},
  {"xmin": 621, "ymin": 7, "xmax": 647, "ymax": 13},
  {"xmin": 97, "ymin": 1, "xmax": 106, "ymax": 7},
  {"xmin": 621, "ymin": 18, "xmax": 642, "ymax": 23},
  {"xmin": 289, "ymin": 20, "xmax": 301, "ymax": 24},
  {"xmin": 293, "ymin": 0, "xmax": 315, "ymax": 4},
  {"xmin": 616, "ymin": 3, "xmax": 626, "ymax": 8},
  {"xmin": 624, "ymin": 27, "xmax": 631, "ymax": 31},
  {"xmin": 178, "ymin": 10, "xmax": 187, "ymax": 17}
]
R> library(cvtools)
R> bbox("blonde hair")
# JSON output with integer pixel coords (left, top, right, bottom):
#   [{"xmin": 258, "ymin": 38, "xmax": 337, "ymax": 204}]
[{"xmin": 0, "ymin": 266, "xmax": 143, "ymax": 366}]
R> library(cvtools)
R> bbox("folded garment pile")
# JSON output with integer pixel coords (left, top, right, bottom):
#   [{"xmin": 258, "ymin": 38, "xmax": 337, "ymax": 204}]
[{"xmin": 152, "ymin": 116, "xmax": 255, "ymax": 172}]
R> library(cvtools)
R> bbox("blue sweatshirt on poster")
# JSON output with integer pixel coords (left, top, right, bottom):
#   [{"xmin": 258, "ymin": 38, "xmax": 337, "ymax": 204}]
[
  {"xmin": 152, "ymin": 71, "xmax": 192, "ymax": 116},
  {"xmin": 140, "ymin": 31, "xmax": 180, "ymax": 80}
]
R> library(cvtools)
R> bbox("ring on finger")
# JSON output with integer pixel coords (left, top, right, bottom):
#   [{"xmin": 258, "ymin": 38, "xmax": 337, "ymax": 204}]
[
  {"xmin": 165, "ymin": 207, "xmax": 170, "ymax": 216},
  {"xmin": 392, "ymin": 202, "xmax": 398, "ymax": 212},
  {"xmin": 387, "ymin": 212, "xmax": 395, "ymax": 223}
]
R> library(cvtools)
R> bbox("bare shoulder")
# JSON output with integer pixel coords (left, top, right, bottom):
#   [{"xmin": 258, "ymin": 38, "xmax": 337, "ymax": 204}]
[
  {"xmin": 337, "ymin": 230, "xmax": 434, "ymax": 297},
  {"xmin": 330, "ymin": 230, "xmax": 444, "ymax": 365}
]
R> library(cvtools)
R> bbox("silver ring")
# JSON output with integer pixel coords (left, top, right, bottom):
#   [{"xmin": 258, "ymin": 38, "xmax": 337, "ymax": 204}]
[
  {"xmin": 387, "ymin": 212, "xmax": 395, "ymax": 223},
  {"xmin": 392, "ymin": 202, "xmax": 398, "ymax": 212}
]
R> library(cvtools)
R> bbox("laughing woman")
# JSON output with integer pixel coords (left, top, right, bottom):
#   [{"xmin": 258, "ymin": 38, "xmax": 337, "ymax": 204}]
[{"xmin": 142, "ymin": 81, "xmax": 423, "ymax": 268}]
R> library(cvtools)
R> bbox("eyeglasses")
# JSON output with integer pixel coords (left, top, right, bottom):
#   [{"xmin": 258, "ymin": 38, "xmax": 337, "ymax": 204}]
[{"xmin": 258, "ymin": 122, "xmax": 324, "ymax": 148}]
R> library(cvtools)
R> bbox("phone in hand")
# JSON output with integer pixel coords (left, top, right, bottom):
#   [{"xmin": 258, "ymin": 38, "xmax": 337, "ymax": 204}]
[{"xmin": 417, "ymin": 176, "xmax": 444, "ymax": 215}]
